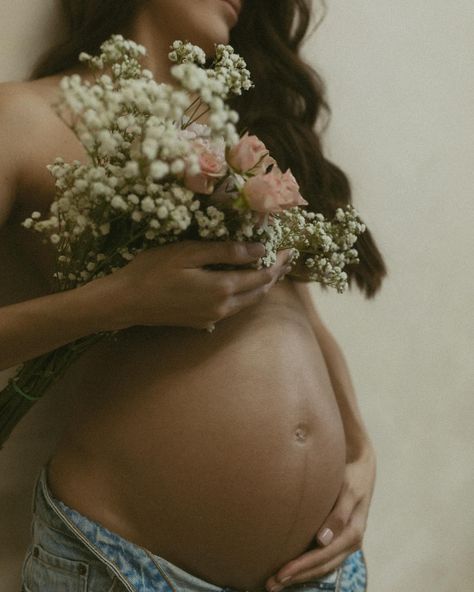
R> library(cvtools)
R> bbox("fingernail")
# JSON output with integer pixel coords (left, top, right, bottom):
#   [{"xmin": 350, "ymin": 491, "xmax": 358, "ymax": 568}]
[
  {"xmin": 269, "ymin": 585, "xmax": 283, "ymax": 592},
  {"xmin": 279, "ymin": 575, "xmax": 292, "ymax": 584},
  {"xmin": 318, "ymin": 527, "xmax": 334, "ymax": 546}
]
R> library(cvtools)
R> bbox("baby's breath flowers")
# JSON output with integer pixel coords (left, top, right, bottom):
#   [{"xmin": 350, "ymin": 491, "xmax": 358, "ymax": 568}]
[{"xmin": 0, "ymin": 35, "xmax": 366, "ymax": 450}]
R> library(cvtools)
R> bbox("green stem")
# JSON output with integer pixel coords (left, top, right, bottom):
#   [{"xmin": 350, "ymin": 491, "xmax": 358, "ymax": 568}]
[
  {"xmin": 182, "ymin": 97, "xmax": 202, "ymax": 128},
  {"xmin": 186, "ymin": 106, "xmax": 210, "ymax": 127}
]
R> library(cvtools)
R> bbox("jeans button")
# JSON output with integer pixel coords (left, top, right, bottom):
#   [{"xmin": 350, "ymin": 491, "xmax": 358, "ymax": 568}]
[{"xmin": 79, "ymin": 564, "xmax": 88, "ymax": 576}]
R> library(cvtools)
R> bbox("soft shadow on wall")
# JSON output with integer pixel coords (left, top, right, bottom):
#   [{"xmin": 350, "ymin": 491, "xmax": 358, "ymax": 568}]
[
  {"xmin": 0, "ymin": 0, "xmax": 65, "ymax": 82},
  {"xmin": 301, "ymin": 2, "xmax": 474, "ymax": 592}
]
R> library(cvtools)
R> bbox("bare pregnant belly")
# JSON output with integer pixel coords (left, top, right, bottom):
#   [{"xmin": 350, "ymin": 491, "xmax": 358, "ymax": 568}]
[{"xmin": 47, "ymin": 280, "xmax": 346, "ymax": 591}]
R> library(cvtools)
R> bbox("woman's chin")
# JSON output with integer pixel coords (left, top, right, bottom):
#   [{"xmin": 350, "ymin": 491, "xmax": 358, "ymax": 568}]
[
  {"xmin": 190, "ymin": 23, "xmax": 231, "ymax": 56},
  {"xmin": 204, "ymin": 41, "xmax": 227, "ymax": 57}
]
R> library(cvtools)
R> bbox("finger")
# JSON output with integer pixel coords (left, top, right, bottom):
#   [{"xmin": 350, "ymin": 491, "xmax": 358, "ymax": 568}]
[
  {"xmin": 278, "ymin": 547, "xmax": 360, "ymax": 588},
  {"xmin": 257, "ymin": 249, "xmax": 294, "ymax": 288},
  {"xmin": 275, "ymin": 248, "xmax": 293, "ymax": 266},
  {"xmin": 187, "ymin": 241, "xmax": 266, "ymax": 267},
  {"xmin": 273, "ymin": 518, "xmax": 364, "ymax": 583},
  {"xmin": 205, "ymin": 252, "xmax": 292, "ymax": 295},
  {"xmin": 273, "ymin": 250, "xmax": 293, "ymax": 280},
  {"xmin": 220, "ymin": 267, "xmax": 274, "ymax": 295},
  {"xmin": 228, "ymin": 250, "xmax": 296, "ymax": 301},
  {"xmin": 224, "ymin": 285, "xmax": 268, "ymax": 317},
  {"xmin": 316, "ymin": 485, "xmax": 357, "ymax": 546}
]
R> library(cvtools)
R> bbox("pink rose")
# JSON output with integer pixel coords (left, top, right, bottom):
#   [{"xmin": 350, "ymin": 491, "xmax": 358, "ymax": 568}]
[
  {"xmin": 184, "ymin": 137, "xmax": 228, "ymax": 195},
  {"xmin": 242, "ymin": 166, "xmax": 308, "ymax": 213},
  {"xmin": 227, "ymin": 132, "xmax": 276, "ymax": 174},
  {"xmin": 280, "ymin": 169, "xmax": 307, "ymax": 207}
]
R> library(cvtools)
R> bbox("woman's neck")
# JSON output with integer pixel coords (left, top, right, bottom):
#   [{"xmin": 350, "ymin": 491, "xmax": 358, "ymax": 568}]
[{"xmin": 121, "ymin": 4, "xmax": 177, "ymax": 87}]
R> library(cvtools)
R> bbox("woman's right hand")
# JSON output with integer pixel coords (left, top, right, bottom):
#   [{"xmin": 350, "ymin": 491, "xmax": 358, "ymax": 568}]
[{"xmin": 107, "ymin": 240, "xmax": 293, "ymax": 331}]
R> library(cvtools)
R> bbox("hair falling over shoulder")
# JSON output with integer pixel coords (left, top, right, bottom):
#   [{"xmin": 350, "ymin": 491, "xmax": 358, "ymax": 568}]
[{"xmin": 31, "ymin": 0, "xmax": 387, "ymax": 298}]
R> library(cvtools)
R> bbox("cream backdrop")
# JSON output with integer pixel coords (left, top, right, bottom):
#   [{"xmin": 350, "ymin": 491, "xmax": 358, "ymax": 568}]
[{"xmin": 0, "ymin": 1, "xmax": 473, "ymax": 591}]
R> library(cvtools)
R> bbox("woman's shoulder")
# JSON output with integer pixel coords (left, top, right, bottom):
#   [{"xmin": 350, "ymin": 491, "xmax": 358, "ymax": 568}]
[
  {"xmin": 0, "ymin": 77, "xmax": 63, "ymax": 133},
  {"xmin": 0, "ymin": 81, "xmax": 48, "ymax": 227},
  {"xmin": 0, "ymin": 79, "xmax": 66, "ymax": 181},
  {"xmin": 0, "ymin": 76, "xmax": 83, "ymax": 227}
]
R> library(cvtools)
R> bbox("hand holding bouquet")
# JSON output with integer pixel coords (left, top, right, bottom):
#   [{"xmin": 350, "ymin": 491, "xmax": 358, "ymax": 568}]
[{"xmin": 0, "ymin": 35, "xmax": 366, "ymax": 449}]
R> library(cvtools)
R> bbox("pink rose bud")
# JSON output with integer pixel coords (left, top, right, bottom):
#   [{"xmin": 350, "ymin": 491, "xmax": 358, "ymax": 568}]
[
  {"xmin": 280, "ymin": 169, "xmax": 308, "ymax": 208},
  {"xmin": 227, "ymin": 132, "xmax": 276, "ymax": 174},
  {"xmin": 184, "ymin": 137, "xmax": 228, "ymax": 195},
  {"xmin": 242, "ymin": 166, "xmax": 308, "ymax": 213}
]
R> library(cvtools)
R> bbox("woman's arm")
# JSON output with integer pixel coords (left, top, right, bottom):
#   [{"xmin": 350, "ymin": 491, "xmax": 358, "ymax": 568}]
[
  {"xmin": 0, "ymin": 279, "xmax": 123, "ymax": 372},
  {"xmin": 0, "ymin": 85, "xmax": 293, "ymax": 372},
  {"xmin": 0, "ymin": 241, "xmax": 292, "ymax": 372},
  {"xmin": 310, "ymin": 317, "xmax": 372, "ymax": 459},
  {"xmin": 291, "ymin": 281, "xmax": 372, "ymax": 456}
]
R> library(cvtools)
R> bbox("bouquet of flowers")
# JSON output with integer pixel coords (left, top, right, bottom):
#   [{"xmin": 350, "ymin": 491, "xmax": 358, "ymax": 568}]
[{"xmin": 0, "ymin": 35, "xmax": 366, "ymax": 449}]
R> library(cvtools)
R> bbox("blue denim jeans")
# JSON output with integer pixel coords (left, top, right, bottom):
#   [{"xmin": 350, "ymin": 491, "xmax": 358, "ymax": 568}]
[{"xmin": 21, "ymin": 463, "xmax": 367, "ymax": 591}]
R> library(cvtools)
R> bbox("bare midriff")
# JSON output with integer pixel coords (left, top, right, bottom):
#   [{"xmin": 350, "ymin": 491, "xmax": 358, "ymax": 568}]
[
  {"xmin": 0, "ymin": 79, "xmax": 346, "ymax": 591},
  {"xmin": 46, "ymin": 278, "xmax": 346, "ymax": 592}
]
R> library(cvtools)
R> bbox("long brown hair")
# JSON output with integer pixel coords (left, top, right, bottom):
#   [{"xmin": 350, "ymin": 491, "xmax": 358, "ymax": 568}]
[{"xmin": 31, "ymin": 0, "xmax": 387, "ymax": 298}]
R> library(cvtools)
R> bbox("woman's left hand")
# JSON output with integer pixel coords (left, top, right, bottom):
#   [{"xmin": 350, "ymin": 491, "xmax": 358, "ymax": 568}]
[{"xmin": 265, "ymin": 443, "xmax": 376, "ymax": 592}]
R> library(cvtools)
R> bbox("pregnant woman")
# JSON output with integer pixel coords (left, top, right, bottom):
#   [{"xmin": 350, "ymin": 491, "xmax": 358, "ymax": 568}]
[{"xmin": 0, "ymin": 1, "xmax": 386, "ymax": 591}]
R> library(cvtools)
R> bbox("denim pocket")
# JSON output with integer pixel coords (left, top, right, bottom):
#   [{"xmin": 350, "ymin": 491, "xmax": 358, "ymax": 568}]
[{"xmin": 22, "ymin": 542, "xmax": 89, "ymax": 592}]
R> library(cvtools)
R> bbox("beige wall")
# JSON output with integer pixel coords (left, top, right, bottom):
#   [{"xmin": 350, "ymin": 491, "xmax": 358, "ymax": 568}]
[
  {"xmin": 0, "ymin": 0, "xmax": 64, "ymax": 81},
  {"xmin": 302, "ymin": 1, "xmax": 474, "ymax": 590},
  {"xmin": 1, "ymin": 1, "xmax": 473, "ymax": 591}
]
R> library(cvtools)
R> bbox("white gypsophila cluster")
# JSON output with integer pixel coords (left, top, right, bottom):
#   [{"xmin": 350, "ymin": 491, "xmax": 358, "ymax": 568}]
[
  {"xmin": 21, "ymin": 34, "xmax": 366, "ymax": 299},
  {"xmin": 195, "ymin": 206, "xmax": 230, "ymax": 239},
  {"xmin": 20, "ymin": 35, "xmax": 249, "ymax": 289},
  {"xmin": 168, "ymin": 40, "xmax": 250, "ymax": 146},
  {"xmin": 168, "ymin": 40, "xmax": 207, "ymax": 66},
  {"xmin": 169, "ymin": 40, "xmax": 252, "ymax": 97},
  {"xmin": 57, "ymin": 35, "xmax": 243, "ymax": 168},
  {"xmin": 79, "ymin": 35, "xmax": 147, "ymax": 80},
  {"xmin": 56, "ymin": 74, "xmax": 193, "ymax": 167},
  {"xmin": 248, "ymin": 216, "xmax": 286, "ymax": 268},
  {"xmin": 210, "ymin": 44, "xmax": 253, "ymax": 96},
  {"xmin": 275, "ymin": 205, "xmax": 366, "ymax": 293},
  {"xmin": 22, "ymin": 154, "xmax": 199, "ymax": 286},
  {"xmin": 170, "ymin": 62, "xmax": 240, "ymax": 145}
]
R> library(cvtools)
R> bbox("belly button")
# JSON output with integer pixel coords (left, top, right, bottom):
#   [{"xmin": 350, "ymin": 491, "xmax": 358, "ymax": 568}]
[{"xmin": 294, "ymin": 422, "xmax": 309, "ymax": 443}]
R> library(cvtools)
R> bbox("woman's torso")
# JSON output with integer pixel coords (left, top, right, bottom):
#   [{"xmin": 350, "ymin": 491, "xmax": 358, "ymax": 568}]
[{"xmin": 1, "ymin": 76, "xmax": 346, "ymax": 591}]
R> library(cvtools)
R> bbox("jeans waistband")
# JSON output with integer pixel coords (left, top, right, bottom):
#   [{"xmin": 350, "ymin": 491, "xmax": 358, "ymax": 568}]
[
  {"xmin": 32, "ymin": 463, "xmax": 179, "ymax": 592},
  {"xmin": 31, "ymin": 463, "xmax": 366, "ymax": 592}
]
